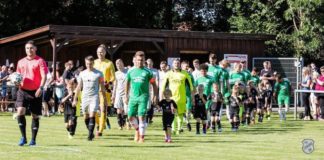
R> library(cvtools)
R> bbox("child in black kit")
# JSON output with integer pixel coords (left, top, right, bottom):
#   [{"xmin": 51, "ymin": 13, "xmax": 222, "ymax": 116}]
[
  {"xmin": 158, "ymin": 89, "xmax": 177, "ymax": 143},
  {"xmin": 245, "ymin": 81, "xmax": 258, "ymax": 125},
  {"xmin": 229, "ymin": 84, "xmax": 242, "ymax": 132},
  {"xmin": 61, "ymin": 81, "xmax": 77, "ymax": 139},
  {"xmin": 209, "ymin": 83, "xmax": 223, "ymax": 133},
  {"xmin": 193, "ymin": 84, "xmax": 207, "ymax": 135}
]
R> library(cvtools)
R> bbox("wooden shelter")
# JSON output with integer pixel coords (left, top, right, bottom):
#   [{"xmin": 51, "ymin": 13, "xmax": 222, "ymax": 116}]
[{"xmin": 0, "ymin": 25, "xmax": 275, "ymax": 71}]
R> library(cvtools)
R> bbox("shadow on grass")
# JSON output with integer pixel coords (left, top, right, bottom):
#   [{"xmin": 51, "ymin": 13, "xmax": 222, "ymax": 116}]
[
  {"xmin": 49, "ymin": 144, "xmax": 81, "ymax": 147},
  {"xmin": 100, "ymin": 145, "xmax": 183, "ymax": 148}
]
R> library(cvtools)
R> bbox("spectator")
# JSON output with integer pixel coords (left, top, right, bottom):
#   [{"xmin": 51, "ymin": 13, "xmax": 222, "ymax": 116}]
[
  {"xmin": 300, "ymin": 67, "xmax": 312, "ymax": 120},
  {"xmin": 260, "ymin": 61, "xmax": 275, "ymax": 86},
  {"xmin": 62, "ymin": 61, "xmax": 75, "ymax": 86},
  {"xmin": 315, "ymin": 66, "xmax": 324, "ymax": 120},
  {"xmin": 310, "ymin": 71, "xmax": 320, "ymax": 120},
  {"xmin": 0, "ymin": 65, "xmax": 9, "ymax": 112}
]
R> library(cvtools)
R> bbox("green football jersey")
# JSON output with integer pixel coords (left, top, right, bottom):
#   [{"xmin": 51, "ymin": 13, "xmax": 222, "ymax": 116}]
[
  {"xmin": 274, "ymin": 79, "xmax": 291, "ymax": 96},
  {"xmin": 195, "ymin": 75, "xmax": 214, "ymax": 96},
  {"xmin": 250, "ymin": 75, "xmax": 260, "ymax": 86},
  {"xmin": 126, "ymin": 67, "xmax": 153, "ymax": 98},
  {"xmin": 229, "ymin": 71, "xmax": 246, "ymax": 88}
]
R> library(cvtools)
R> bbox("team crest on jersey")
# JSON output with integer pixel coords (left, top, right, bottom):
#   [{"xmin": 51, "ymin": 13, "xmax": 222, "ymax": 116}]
[
  {"xmin": 302, "ymin": 139, "xmax": 314, "ymax": 154},
  {"xmin": 141, "ymin": 72, "xmax": 146, "ymax": 77}
]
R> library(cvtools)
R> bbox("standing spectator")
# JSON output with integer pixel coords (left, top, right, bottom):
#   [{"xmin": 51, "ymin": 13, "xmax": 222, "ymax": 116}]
[
  {"xmin": 260, "ymin": 61, "xmax": 275, "ymax": 118},
  {"xmin": 260, "ymin": 61, "xmax": 275, "ymax": 85},
  {"xmin": 315, "ymin": 66, "xmax": 324, "ymax": 120},
  {"xmin": 310, "ymin": 71, "xmax": 320, "ymax": 119},
  {"xmin": 300, "ymin": 67, "xmax": 312, "ymax": 120},
  {"xmin": 42, "ymin": 66, "xmax": 53, "ymax": 117},
  {"xmin": 310, "ymin": 63, "xmax": 319, "ymax": 74},
  {"xmin": 16, "ymin": 40, "xmax": 48, "ymax": 146},
  {"xmin": 0, "ymin": 65, "xmax": 9, "ymax": 112}
]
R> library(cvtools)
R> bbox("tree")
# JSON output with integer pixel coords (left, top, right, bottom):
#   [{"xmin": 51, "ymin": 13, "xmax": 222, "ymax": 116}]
[{"xmin": 228, "ymin": 0, "xmax": 324, "ymax": 60}]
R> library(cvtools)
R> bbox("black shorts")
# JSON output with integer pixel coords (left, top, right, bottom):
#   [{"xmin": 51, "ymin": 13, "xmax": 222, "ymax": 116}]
[
  {"xmin": 16, "ymin": 89, "xmax": 42, "ymax": 115},
  {"xmin": 229, "ymin": 106, "xmax": 239, "ymax": 119},
  {"xmin": 42, "ymin": 88, "xmax": 52, "ymax": 102},
  {"xmin": 246, "ymin": 103, "xmax": 256, "ymax": 114},
  {"xmin": 264, "ymin": 96, "xmax": 272, "ymax": 105},
  {"xmin": 64, "ymin": 114, "xmax": 77, "ymax": 123},
  {"xmin": 193, "ymin": 108, "xmax": 207, "ymax": 120},
  {"xmin": 210, "ymin": 102, "xmax": 222, "ymax": 117},
  {"xmin": 257, "ymin": 99, "xmax": 264, "ymax": 109},
  {"xmin": 162, "ymin": 114, "xmax": 174, "ymax": 131}
]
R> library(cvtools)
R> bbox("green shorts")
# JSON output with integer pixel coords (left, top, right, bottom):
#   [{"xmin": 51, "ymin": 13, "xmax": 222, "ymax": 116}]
[
  {"xmin": 186, "ymin": 96, "xmax": 192, "ymax": 110},
  {"xmin": 128, "ymin": 97, "xmax": 149, "ymax": 117},
  {"xmin": 277, "ymin": 95, "xmax": 290, "ymax": 106}
]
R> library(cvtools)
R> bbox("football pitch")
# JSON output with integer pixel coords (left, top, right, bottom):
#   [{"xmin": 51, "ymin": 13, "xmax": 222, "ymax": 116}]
[{"xmin": 0, "ymin": 112, "xmax": 323, "ymax": 160}]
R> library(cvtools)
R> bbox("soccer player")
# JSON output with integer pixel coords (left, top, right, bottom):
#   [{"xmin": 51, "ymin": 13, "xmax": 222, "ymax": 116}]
[
  {"xmin": 193, "ymin": 84, "xmax": 207, "ymax": 134},
  {"xmin": 195, "ymin": 64, "xmax": 214, "ymax": 108},
  {"xmin": 195, "ymin": 64, "xmax": 214, "ymax": 129},
  {"xmin": 216, "ymin": 60, "xmax": 231, "ymax": 120},
  {"xmin": 229, "ymin": 63, "xmax": 246, "ymax": 89},
  {"xmin": 93, "ymin": 44, "xmax": 115, "ymax": 136},
  {"xmin": 158, "ymin": 89, "xmax": 177, "ymax": 143},
  {"xmin": 162, "ymin": 59, "xmax": 194, "ymax": 135},
  {"xmin": 207, "ymin": 53, "xmax": 221, "ymax": 78},
  {"xmin": 158, "ymin": 61, "xmax": 169, "ymax": 100},
  {"xmin": 250, "ymin": 67, "xmax": 260, "ymax": 87},
  {"xmin": 273, "ymin": 74, "xmax": 291, "ymax": 121},
  {"xmin": 125, "ymin": 51, "xmax": 158, "ymax": 143},
  {"xmin": 61, "ymin": 81, "xmax": 77, "ymax": 138},
  {"xmin": 257, "ymin": 82, "xmax": 266, "ymax": 122},
  {"xmin": 146, "ymin": 58, "xmax": 159, "ymax": 124},
  {"xmin": 240, "ymin": 61, "xmax": 251, "ymax": 82},
  {"xmin": 209, "ymin": 83, "xmax": 223, "ymax": 132},
  {"xmin": 245, "ymin": 81, "xmax": 258, "ymax": 125},
  {"xmin": 264, "ymin": 82, "xmax": 273, "ymax": 120},
  {"xmin": 192, "ymin": 59, "xmax": 201, "ymax": 81},
  {"xmin": 73, "ymin": 55, "xmax": 108, "ymax": 141},
  {"xmin": 112, "ymin": 59, "xmax": 129, "ymax": 130},
  {"xmin": 229, "ymin": 85, "xmax": 242, "ymax": 132},
  {"xmin": 16, "ymin": 40, "xmax": 48, "ymax": 146},
  {"xmin": 181, "ymin": 60, "xmax": 195, "ymax": 132}
]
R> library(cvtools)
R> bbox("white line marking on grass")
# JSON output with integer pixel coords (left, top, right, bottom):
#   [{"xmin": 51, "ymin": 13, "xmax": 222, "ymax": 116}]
[{"xmin": 0, "ymin": 142, "xmax": 82, "ymax": 153}]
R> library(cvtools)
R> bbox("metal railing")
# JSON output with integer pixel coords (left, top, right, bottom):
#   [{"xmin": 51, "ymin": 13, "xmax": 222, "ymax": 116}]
[{"xmin": 294, "ymin": 89, "xmax": 324, "ymax": 120}]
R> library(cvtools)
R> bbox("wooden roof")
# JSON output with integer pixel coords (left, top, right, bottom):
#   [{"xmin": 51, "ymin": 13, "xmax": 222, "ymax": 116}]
[{"xmin": 0, "ymin": 25, "xmax": 275, "ymax": 46}]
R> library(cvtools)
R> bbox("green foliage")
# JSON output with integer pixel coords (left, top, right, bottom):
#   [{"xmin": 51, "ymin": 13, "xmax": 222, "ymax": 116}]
[{"xmin": 228, "ymin": 0, "xmax": 324, "ymax": 60}]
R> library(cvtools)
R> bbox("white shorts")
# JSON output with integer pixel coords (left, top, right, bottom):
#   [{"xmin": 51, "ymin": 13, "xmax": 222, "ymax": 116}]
[
  {"xmin": 114, "ymin": 95, "xmax": 125, "ymax": 108},
  {"xmin": 82, "ymin": 95, "xmax": 99, "ymax": 113}
]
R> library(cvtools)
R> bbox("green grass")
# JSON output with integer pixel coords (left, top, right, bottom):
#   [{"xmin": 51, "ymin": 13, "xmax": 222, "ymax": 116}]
[{"xmin": 0, "ymin": 112, "xmax": 323, "ymax": 160}]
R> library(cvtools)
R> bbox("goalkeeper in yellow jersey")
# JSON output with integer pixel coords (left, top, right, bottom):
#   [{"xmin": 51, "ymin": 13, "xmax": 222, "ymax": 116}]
[
  {"xmin": 161, "ymin": 59, "xmax": 194, "ymax": 135},
  {"xmin": 93, "ymin": 44, "xmax": 115, "ymax": 137}
]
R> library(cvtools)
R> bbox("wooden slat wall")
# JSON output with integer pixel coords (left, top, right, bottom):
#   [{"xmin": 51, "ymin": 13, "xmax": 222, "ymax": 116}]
[{"xmin": 0, "ymin": 37, "xmax": 267, "ymax": 70}]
